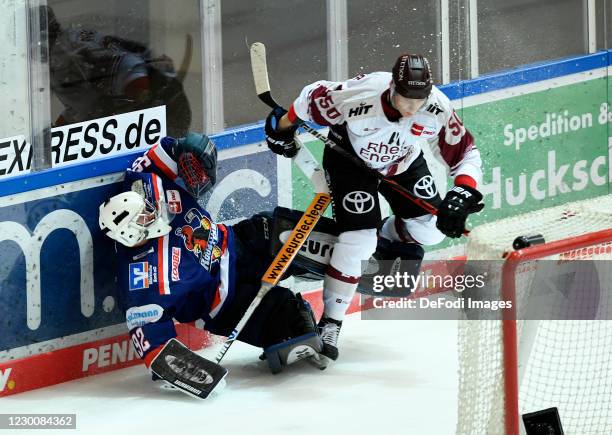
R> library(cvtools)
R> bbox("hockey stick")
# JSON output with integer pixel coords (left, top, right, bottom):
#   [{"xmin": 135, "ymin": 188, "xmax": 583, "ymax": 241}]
[
  {"xmin": 213, "ymin": 60, "xmax": 332, "ymax": 363},
  {"xmin": 176, "ymin": 34, "xmax": 193, "ymax": 84},
  {"xmin": 250, "ymin": 42, "xmax": 470, "ymax": 236},
  {"xmin": 214, "ymin": 189, "xmax": 330, "ymax": 364}
]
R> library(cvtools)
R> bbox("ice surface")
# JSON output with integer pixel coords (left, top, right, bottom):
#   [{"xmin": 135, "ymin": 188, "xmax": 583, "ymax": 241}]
[{"xmin": 1, "ymin": 316, "xmax": 458, "ymax": 435}]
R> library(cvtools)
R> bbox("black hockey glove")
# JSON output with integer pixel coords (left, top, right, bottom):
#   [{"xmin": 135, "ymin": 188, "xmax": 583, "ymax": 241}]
[
  {"xmin": 436, "ymin": 185, "xmax": 484, "ymax": 238},
  {"xmin": 264, "ymin": 106, "xmax": 300, "ymax": 158},
  {"xmin": 167, "ymin": 133, "xmax": 217, "ymax": 199}
]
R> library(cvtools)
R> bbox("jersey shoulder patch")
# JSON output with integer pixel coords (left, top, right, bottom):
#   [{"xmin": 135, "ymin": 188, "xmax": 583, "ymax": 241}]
[
  {"xmin": 331, "ymin": 72, "xmax": 390, "ymax": 121},
  {"xmin": 345, "ymin": 71, "xmax": 391, "ymax": 90},
  {"xmin": 423, "ymin": 86, "xmax": 453, "ymax": 119}
]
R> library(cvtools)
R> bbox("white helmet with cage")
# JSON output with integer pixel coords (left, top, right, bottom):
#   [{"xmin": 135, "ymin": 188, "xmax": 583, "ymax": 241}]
[{"xmin": 99, "ymin": 190, "xmax": 172, "ymax": 247}]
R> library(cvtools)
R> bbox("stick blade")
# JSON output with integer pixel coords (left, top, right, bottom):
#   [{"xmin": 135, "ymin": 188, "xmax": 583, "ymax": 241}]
[
  {"xmin": 151, "ymin": 339, "xmax": 228, "ymax": 400},
  {"xmin": 250, "ymin": 42, "xmax": 280, "ymax": 109},
  {"xmin": 250, "ymin": 42, "xmax": 270, "ymax": 96}
]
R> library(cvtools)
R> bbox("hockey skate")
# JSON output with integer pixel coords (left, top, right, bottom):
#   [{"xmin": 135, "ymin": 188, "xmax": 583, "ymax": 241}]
[{"xmin": 318, "ymin": 316, "xmax": 342, "ymax": 361}]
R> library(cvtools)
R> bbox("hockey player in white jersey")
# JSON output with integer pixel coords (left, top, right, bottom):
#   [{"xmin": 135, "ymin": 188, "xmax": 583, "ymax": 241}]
[{"xmin": 264, "ymin": 53, "xmax": 484, "ymax": 360}]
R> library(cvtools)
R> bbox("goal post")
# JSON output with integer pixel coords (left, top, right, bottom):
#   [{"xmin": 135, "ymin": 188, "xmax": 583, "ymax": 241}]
[
  {"xmin": 502, "ymin": 228, "xmax": 612, "ymax": 434},
  {"xmin": 457, "ymin": 195, "xmax": 612, "ymax": 435}
]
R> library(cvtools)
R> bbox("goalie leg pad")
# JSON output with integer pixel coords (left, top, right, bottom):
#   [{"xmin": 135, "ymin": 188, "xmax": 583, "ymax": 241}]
[
  {"xmin": 232, "ymin": 208, "xmax": 339, "ymax": 283},
  {"xmin": 255, "ymin": 291, "xmax": 320, "ymax": 348},
  {"xmin": 208, "ymin": 286, "xmax": 320, "ymax": 353},
  {"xmin": 268, "ymin": 206, "xmax": 339, "ymax": 281},
  {"xmin": 263, "ymin": 332, "xmax": 325, "ymax": 374}
]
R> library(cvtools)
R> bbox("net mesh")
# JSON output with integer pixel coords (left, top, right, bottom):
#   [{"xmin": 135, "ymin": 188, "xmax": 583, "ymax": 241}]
[{"xmin": 456, "ymin": 195, "xmax": 612, "ymax": 435}]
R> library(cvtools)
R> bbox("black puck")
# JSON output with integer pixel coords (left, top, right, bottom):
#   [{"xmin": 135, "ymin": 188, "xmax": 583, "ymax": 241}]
[{"xmin": 513, "ymin": 234, "xmax": 546, "ymax": 250}]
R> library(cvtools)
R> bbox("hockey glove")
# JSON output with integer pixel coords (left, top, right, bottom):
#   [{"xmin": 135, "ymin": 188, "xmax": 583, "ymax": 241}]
[
  {"xmin": 178, "ymin": 152, "xmax": 214, "ymax": 199},
  {"xmin": 264, "ymin": 106, "xmax": 300, "ymax": 158},
  {"xmin": 169, "ymin": 133, "xmax": 217, "ymax": 199},
  {"xmin": 436, "ymin": 185, "xmax": 484, "ymax": 238}
]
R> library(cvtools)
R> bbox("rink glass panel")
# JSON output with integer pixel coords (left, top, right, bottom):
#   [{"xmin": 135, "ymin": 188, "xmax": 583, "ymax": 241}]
[
  {"xmin": 44, "ymin": 0, "xmax": 203, "ymax": 148},
  {"xmin": 595, "ymin": 0, "xmax": 608, "ymax": 50},
  {"xmin": 220, "ymin": 0, "xmax": 327, "ymax": 127},
  {"xmin": 347, "ymin": 0, "xmax": 441, "ymax": 82},
  {"xmin": 609, "ymin": 0, "xmax": 612, "ymax": 48},
  {"xmin": 477, "ymin": 0, "xmax": 588, "ymax": 74},
  {"xmin": 448, "ymin": 0, "xmax": 471, "ymax": 82},
  {"xmin": 0, "ymin": 1, "xmax": 30, "ymax": 141}
]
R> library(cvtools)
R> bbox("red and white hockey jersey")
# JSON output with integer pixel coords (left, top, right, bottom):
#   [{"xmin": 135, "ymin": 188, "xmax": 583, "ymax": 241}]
[{"xmin": 288, "ymin": 72, "xmax": 482, "ymax": 187}]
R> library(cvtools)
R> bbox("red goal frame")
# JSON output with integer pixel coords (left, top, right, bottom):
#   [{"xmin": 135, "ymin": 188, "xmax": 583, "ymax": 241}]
[{"xmin": 500, "ymin": 227, "xmax": 612, "ymax": 435}]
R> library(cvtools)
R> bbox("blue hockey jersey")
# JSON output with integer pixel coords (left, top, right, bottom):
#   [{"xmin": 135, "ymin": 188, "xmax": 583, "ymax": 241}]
[{"xmin": 115, "ymin": 141, "xmax": 236, "ymax": 360}]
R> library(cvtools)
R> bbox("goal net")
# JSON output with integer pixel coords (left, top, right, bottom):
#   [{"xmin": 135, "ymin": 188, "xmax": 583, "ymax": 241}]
[{"xmin": 456, "ymin": 195, "xmax": 612, "ymax": 435}]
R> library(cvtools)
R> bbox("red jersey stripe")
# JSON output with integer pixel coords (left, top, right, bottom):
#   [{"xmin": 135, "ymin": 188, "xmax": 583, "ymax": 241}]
[
  {"xmin": 149, "ymin": 144, "xmax": 178, "ymax": 180},
  {"xmin": 287, "ymin": 105, "xmax": 299, "ymax": 124},
  {"xmin": 326, "ymin": 265, "xmax": 361, "ymax": 283}
]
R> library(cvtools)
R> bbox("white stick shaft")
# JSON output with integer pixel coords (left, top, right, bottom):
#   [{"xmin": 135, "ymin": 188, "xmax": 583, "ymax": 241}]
[
  {"xmin": 293, "ymin": 140, "xmax": 329, "ymax": 194},
  {"xmin": 215, "ymin": 43, "xmax": 331, "ymax": 365},
  {"xmin": 250, "ymin": 42, "xmax": 270, "ymax": 95},
  {"xmin": 215, "ymin": 283, "xmax": 271, "ymax": 363}
]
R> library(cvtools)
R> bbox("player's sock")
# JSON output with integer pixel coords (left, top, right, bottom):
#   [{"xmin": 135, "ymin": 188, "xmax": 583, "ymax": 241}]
[
  {"xmin": 321, "ymin": 229, "xmax": 377, "ymax": 360},
  {"xmin": 320, "ymin": 267, "xmax": 355, "ymax": 360},
  {"xmin": 322, "ymin": 266, "xmax": 360, "ymax": 320}
]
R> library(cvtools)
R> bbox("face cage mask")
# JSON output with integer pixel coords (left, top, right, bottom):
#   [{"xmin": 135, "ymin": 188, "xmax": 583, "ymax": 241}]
[{"xmin": 120, "ymin": 196, "xmax": 173, "ymax": 247}]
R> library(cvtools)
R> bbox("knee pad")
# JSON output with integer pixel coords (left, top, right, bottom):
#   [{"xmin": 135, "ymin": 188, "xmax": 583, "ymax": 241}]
[
  {"xmin": 377, "ymin": 238, "xmax": 425, "ymax": 261},
  {"xmin": 381, "ymin": 215, "xmax": 445, "ymax": 246},
  {"xmin": 329, "ymin": 228, "xmax": 378, "ymax": 277},
  {"xmin": 358, "ymin": 238, "xmax": 425, "ymax": 297}
]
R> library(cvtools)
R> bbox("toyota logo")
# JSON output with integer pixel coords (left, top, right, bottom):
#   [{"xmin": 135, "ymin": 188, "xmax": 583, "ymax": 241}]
[
  {"xmin": 413, "ymin": 175, "xmax": 437, "ymax": 199},
  {"xmin": 342, "ymin": 191, "xmax": 375, "ymax": 214}
]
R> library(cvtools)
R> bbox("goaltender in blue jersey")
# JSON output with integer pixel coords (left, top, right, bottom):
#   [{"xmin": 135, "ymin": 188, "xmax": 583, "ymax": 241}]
[
  {"xmin": 114, "ymin": 139, "xmax": 236, "ymax": 349},
  {"xmin": 99, "ymin": 133, "xmax": 327, "ymax": 392}
]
